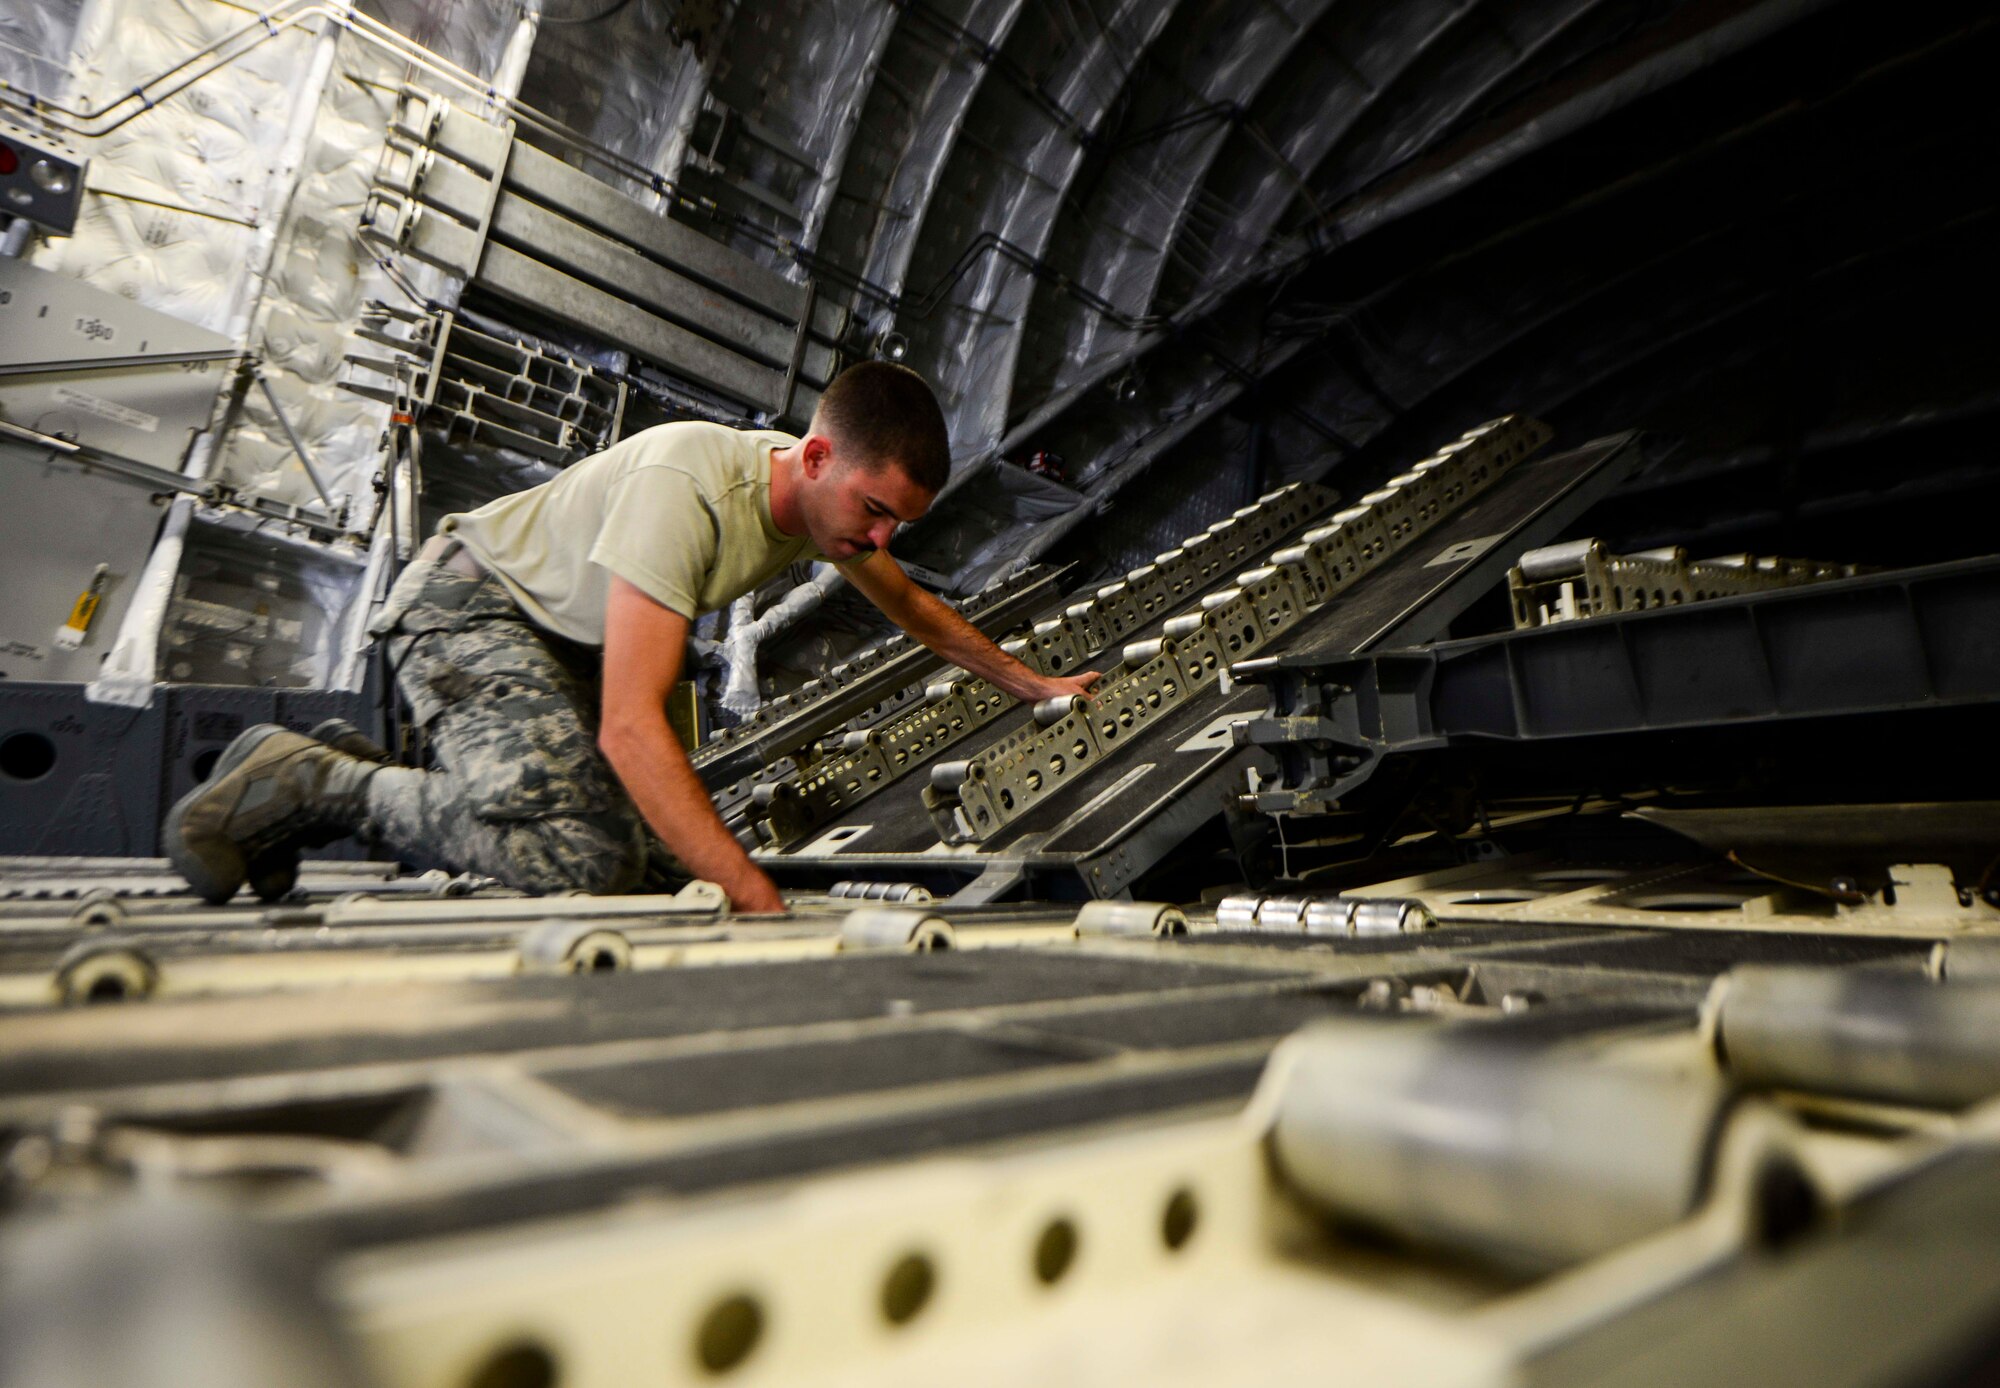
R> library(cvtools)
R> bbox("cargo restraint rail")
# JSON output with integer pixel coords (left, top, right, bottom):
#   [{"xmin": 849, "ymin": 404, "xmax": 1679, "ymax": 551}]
[
  {"xmin": 922, "ymin": 415, "xmax": 1554, "ymax": 842},
  {"xmin": 743, "ymin": 479, "xmax": 1344, "ymax": 848}
]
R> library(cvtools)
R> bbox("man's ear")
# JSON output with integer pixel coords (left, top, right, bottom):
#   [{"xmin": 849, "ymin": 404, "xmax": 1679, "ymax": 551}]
[{"xmin": 800, "ymin": 432, "xmax": 835, "ymax": 479}]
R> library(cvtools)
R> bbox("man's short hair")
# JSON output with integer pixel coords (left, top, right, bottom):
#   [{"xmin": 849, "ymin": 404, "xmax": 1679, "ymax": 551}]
[{"xmin": 814, "ymin": 361, "xmax": 951, "ymax": 494}]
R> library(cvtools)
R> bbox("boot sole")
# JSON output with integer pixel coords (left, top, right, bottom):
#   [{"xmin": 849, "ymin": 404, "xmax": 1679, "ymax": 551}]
[{"xmin": 164, "ymin": 724, "xmax": 294, "ymax": 905}]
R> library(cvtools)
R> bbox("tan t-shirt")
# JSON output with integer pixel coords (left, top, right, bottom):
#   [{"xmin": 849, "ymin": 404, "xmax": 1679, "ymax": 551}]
[{"xmin": 441, "ymin": 421, "xmax": 824, "ymax": 645}]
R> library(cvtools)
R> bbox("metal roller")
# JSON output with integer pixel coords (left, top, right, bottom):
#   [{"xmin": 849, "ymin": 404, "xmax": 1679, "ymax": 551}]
[
  {"xmin": 1161, "ymin": 613, "xmax": 1211, "ymax": 642},
  {"xmin": 1121, "ymin": 637, "xmax": 1173, "ymax": 669},
  {"xmin": 672, "ymin": 879, "xmax": 730, "ymax": 912},
  {"xmin": 1350, "ymin": 899, "xmax": 1436, "ymax": 935},
  {"xmin": 518, "ymin": 921, "xmax": 633, "ymax": 975},
  {"xmin": 1515, "ymin": 538, "xmax": 1600, "ymax": 583},
  {"xmin": 828, "ymin": 881, "xmax": 934, "ymax": 904},
  {"xmin": 1264, "ymin": 1017, "xmax": 1738, "ymax": 1267},
  {"xmin": 924, "ymin": 679, "xmax": 964, "ymax": 702},
  {"xmin": 1033, "ymin": 695, "xmax": 1085, "ymax": 727},
  {"xmin": 1713, "ymin": 965, "xmax": 2000, "ymax": 1108},
  {"xmin": 1214, "ymin": 894, "xmax": 1264, "ymax": 931},
  {"xmin": 929, "ymin": 760, "xmax": 980, "ymax": 792},
  {"xmin": 1199, "ymin": 587, "xmax": 1246, "ymax": 613},
  {"xmin": 0, "ymin": 1201, "xmax": 371, "ymax": 1388},
  {"xmin": 1302, "ymin": 898, "xmax": 1357, "ymax": 935},
  {"xmin": 68, "ymin": 888, "xmax": 126, "ymax": 929},
  {"xmin": 1074, "ymin": 901, "xmax": 1189, "ymax": 938},
  {"xmin": 1332, "ymin": 506, "xmax": 1371, "ymax": 525},
  {"xmin": 53, "ymin": 939, "xmax": 157, "ymax": 1006},
  {"xmin": 839, "ymin": 908, "xmax": 955, "ymax": 952},
  {"xmin": 1254, "ymin": 895, "xmax": 1311, "ymax": 931},
  {"xmin": 1271, "ymin": 544, "xmax": 1313, "ymax": 568},
  {"xmin": 839, "ymin": 729, "xmax": 876, "ymax": 752}
]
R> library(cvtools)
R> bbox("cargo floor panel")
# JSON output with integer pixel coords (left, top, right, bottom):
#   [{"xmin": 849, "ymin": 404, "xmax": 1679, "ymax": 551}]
[
  {"xmin": 0, "ymin": 951, "xmax": 1291, "ymax": 1097},
  {"xmin": 537, "ymin": 1027, "xmax": 1099, "ymax": 1120},
  {"xmin": 303, "ymin": 1054, "xmax": 1271, "ymax": 1251}
]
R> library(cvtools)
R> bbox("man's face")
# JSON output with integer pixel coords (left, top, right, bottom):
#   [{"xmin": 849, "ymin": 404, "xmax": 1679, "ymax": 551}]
[{"xmin": 801, "ymin": 446, "xmax": 935, "ymax": 562}]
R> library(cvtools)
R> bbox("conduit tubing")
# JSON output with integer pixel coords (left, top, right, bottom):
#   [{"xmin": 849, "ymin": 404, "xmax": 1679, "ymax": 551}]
[{"xmin": 720, "ymin": 566, "xmax": 846, "ymax": 718}]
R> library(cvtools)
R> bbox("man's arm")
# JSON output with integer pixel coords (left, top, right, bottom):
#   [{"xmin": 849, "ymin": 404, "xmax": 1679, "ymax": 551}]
[
  {"xmin": 598, "ymin": 575, "xmax": 784, "ymax": 913},
  {"xmin": 838, "ymin": 550, "xmax": 1100, "ymax": 702}
]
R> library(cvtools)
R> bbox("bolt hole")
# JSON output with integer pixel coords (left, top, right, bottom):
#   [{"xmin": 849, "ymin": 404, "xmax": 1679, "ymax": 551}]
[
  {"xmin": 1161, "ymin": 1187, "xmax": 1199, "ymax": 1251},
  {"xmin": 584, "ymin": 949, "xmax": 618, "ymax": 973},
  {"xmin": 1033, "ymin": 1217, "xmax": 1078, "ymax": 1286},
  {"xmin": 189, "ymin": 747, "xmax": 222, "ymax": 782},
  {"xmin": 466, "ymin": 1341, "xmax": 557, "ymax": 1388},
  {"xmin": 1752, "ymin": 1157, "xmax": 1823, "ymax": 1252},
  {"xmin": 0, "ymin": 731, "xmax": 57, "ymax": 782},
  {"xmin": 880, "ymin": 1252, "xmax": 935, "ymax": 1326},
  {"xmin": 85, "ymin": 973, "xmax": 129, "ymax": 1003},
  {"xmin": 693, "ymin": 1293, "xmax": 763, "ymax": 1375}
]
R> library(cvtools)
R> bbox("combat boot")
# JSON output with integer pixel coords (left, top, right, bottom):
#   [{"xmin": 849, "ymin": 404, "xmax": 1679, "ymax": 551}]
[
  {"xmin": 240, "ymin": 719, "xmax": 398, "ymax": 903},
  {"xmin": 306, "ymin": 717, "xmax": 393, "ymax": 765},
  {"xmin": 166, "ymin": 725, "xmax": 382, "ymax": 905}
]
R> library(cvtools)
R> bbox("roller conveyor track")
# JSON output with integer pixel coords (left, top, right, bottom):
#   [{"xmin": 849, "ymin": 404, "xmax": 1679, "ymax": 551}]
[{"xmin": 757, "ymin": 431, "xmax": 1642, "ymax": 897}]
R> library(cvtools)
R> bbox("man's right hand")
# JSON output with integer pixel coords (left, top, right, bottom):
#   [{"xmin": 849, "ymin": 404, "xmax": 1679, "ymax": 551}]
[
  {"xmin": 1024, "ymin": 670, "xmax": 1103, "ymax": 703},
  {"xmin": 728, "ymin": 866, "xmax": 786, "ymax": 914}
]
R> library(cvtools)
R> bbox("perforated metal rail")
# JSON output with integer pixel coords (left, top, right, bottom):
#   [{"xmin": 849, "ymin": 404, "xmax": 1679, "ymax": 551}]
[
  {"xmin": 746, "ymin": 480, "xmax": 1337, "ymax": 847},
  {"xmin": 922, "ymin": 416, "xmax": 1553, "ymax": 841}
]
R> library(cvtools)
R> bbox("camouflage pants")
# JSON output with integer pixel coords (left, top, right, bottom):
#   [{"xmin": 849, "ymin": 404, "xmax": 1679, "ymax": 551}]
[{"xmin": 365, "ymin": 555, "xmax": 649, "ymax": 895}]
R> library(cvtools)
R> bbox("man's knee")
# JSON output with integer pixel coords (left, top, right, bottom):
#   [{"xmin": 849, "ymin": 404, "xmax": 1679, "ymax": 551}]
[{"xmin": 501, "ymin": 814, "xmax": 646, "ymax": 896}]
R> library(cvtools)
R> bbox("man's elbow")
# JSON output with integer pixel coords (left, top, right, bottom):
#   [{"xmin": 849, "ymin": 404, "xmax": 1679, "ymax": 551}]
[{"xmin": 596, "ymin": 710, "xmax": 654, "ymax": 767}]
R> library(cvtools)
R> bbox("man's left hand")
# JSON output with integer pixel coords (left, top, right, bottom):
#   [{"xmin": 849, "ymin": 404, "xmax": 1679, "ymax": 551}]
[{"xmin": 1026, "ymin": 670, "xmax": 1102, "ymax": 702}]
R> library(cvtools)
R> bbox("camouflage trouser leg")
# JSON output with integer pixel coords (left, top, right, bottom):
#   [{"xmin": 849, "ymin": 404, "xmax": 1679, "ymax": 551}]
[{"xmin": 365, "ymin": 558, "xmax": 646, "ymax": 895}]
